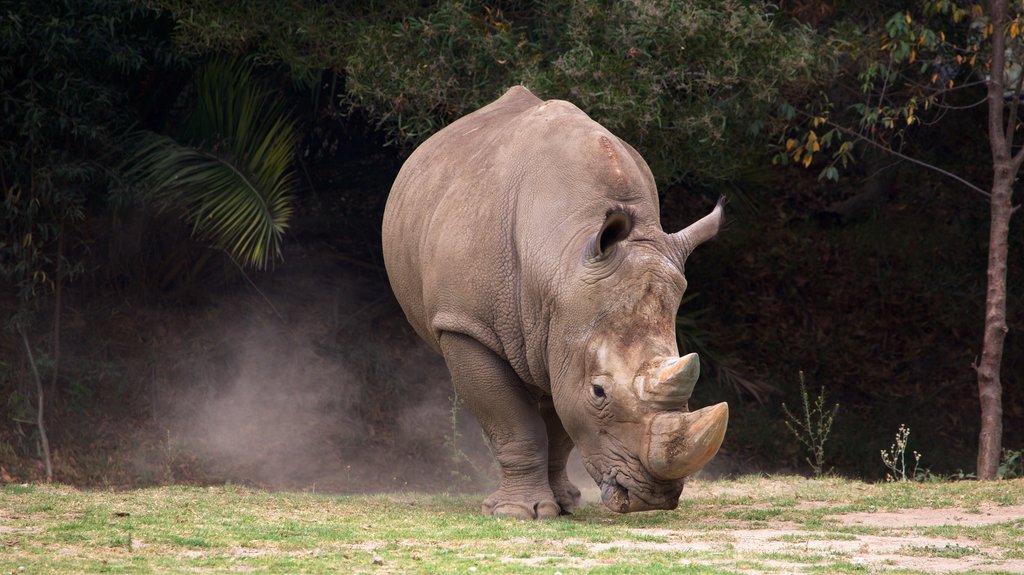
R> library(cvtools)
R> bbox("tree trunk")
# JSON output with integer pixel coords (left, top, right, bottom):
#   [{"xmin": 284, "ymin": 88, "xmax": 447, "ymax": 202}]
[
  {"xmin": 979, "ymin": 0, "xmax": 1011, "ymax": 480},
  {"xmin": 976, "ymin": 173, "xmax": 1010, "ymax": 480}
]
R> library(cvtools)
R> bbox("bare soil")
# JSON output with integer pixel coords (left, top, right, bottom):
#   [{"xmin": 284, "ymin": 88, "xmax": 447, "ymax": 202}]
[{"xmin": 561, "ymin": 480, "xmax": 1024, "ymax": 574}]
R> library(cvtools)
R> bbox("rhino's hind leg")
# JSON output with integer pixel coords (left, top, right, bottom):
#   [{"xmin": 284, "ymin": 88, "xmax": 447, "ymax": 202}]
[
  {"xmin": 539, "ymin": 399, "xmax": 581, "ymax": 514},
  {"xmin": 440, "ymin": 332, "xmax": 560, "ymax": 519}
]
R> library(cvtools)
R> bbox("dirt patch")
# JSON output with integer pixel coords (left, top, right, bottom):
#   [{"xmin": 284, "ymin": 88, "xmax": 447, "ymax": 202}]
[
  {"xmin": 565, "ymin": 479, "xmax": 1024, "ymax": 573},
  {"xmin": 576, "ymin": 527, "xmax": 1022, "ymax": 574},
  {"xmin": 830, "ymin": 504, "xmax": 1024, "ymax": 528},
  {"xmin": 542, "ymin": 497, "xmax": 1022, "ymax": 574}
]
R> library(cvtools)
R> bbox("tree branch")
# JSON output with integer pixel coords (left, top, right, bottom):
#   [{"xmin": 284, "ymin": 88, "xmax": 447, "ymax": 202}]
[
  {"xmin": 20, "ymin": 328, "xmax": 53, "ymax": 482},
  {"xmin": 989, "ymin": 0, "xmax": 1011, "ymax": 161},
  {"xmin": 821, "ymin": 118, "xmax": 991, "ymax": 199},
  {"xmin": 1005, "ymin": 60, "xmax": 1024, "ymax": 147},
  {"xmin": 931, "ymin": 96, "xmax": 989, "ymax": 111}
]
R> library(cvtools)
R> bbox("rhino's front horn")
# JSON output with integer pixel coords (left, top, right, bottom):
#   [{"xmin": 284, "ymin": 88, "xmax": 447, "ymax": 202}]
[
  {"xmin": 643, "ymin": 402, "xmax": 729, "ymax": 481},
  {"xmin": 640, "ymin": 353, "xmax": 700, "ymax": 405}
]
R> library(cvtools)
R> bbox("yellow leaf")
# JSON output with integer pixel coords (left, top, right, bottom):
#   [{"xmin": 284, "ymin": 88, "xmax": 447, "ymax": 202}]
[
  {"xmin": 940, "ymin": 31, "xmax": 945, "ymax": 42},
  {"xmin": 905, "ymin": 12, "xmax": 912, "ymax": 24},
  {"xmin": 909, "ymin": 49, "xmax": 917, "ymax": 63},
  {"xmin": 947, "ymin": 79, "xmax": 955, "ymax": 89},
  {"xmin": 786, "ymin": 138, "xmax": 797, "ymax": 151},
  {"xmin": 811, "ymin": 140, "xmax": 821, "ymax": 152},
  {"xmin": 972, "ymin": 4, "xmax": 984, "ymax": 18},
  {"xmin": 1012, "ymin": 21, "xmax": 1020, "ymax": 38},
  {"xmin": 802, "ymin": 152, "xmax": 813, "ymax": 168}
]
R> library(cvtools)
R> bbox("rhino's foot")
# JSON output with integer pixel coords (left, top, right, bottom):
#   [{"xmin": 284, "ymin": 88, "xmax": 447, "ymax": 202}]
[
  {"xmin": 550, "ymin": 477, "xmax": 581, "ymax": 515},
  {"xmin": 482, "ymin": 491, "xmax": 561, "ymax": 520}
]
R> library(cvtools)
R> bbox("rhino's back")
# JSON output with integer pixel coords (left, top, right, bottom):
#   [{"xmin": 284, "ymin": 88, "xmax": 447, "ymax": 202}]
[
  {"xmin": 382, "ymin": 86, "xmax": 543, "ymax": 355},
  {"xmin": 383, "ymin": 85, "xmax": 660, "ymax": 387}
]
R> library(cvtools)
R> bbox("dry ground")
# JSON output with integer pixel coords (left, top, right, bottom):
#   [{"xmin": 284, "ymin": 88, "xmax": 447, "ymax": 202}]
[{"xmin": 2, "ymin": 475, "xmax": 1022, "ymax": 574}]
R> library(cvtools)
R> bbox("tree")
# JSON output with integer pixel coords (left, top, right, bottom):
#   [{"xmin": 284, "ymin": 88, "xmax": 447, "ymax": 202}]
[
  {"xmin": 782, "ymin": 0, "xmax": 1017, "ymax": 479},
  {"xmin": 125, "ymin": 58, "xmax": 300, "ymax": 270},
  {"xmin": 153, "ymin": 0, "xmax": 831, "ymax": 186},
  {"xmin": 0, "ymin": 0, "xmax": 182, "ymax": 480},
  {"xmin": 977, "ymin": 0, "xmax": 1015, "ymax": 480}
]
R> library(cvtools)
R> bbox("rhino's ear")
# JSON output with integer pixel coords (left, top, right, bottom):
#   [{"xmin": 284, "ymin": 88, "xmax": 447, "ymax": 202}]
[{"xmin": 595, "ymin": 210, "xmax": 633, "ymax": 258}]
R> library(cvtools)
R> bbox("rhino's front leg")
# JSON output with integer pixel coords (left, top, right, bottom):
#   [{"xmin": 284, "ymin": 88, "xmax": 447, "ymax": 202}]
[
  {"xmin": 440, "ymin": 332, "xmax": 560, "ymax": 519},
  {"xmin": 539, "ymin": 398, "xmax": 581, "ymax": 514}
]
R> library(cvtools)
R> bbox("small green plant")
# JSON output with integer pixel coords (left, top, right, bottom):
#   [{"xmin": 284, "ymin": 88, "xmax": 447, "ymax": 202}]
[
  {"xmin": 903, "ymin": 544, "xmax": 979, "ymax": 558},
  {"xmin": 781, "ymin": 371, "xmax": 839, "ymax": 477},
  {"xmin": 998, "ymin": 449, "xmax": 1022, "ymax": 479},
  {"xmin": 443, "ymin": 391, "xmax": 481, "ymax": 485},
  {"xmin": 160, "ymin": 429, "xmax": 181, "ymax": 483},
  {"xmin": 880, "ymin": 424, "xmax": 921, "ymax": 482}
]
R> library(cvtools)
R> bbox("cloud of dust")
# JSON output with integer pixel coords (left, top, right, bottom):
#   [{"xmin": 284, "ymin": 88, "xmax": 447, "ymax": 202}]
[{"xmin": 143, "ymin": 252, "xmax": 497, "ymax": 494}]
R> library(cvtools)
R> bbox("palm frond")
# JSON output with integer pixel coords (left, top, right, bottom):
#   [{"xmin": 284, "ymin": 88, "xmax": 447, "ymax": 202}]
[{"xmin": 125, "ymin": 58, "xmax": 297, "ymax": 270}]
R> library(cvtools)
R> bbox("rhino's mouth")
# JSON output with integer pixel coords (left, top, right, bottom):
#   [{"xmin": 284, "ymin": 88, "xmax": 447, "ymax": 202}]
[{"xmin": 598, "ymin": 470, "xmax": 683, "ymax": 513}]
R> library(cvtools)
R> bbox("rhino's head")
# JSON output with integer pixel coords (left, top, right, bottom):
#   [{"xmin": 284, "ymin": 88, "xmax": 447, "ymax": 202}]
[{"xmin": 550, "ymin": 198, "xmax": 727, "ymax": 513}]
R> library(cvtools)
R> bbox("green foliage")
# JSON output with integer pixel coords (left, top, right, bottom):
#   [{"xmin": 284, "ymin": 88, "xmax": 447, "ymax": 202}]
[
  {"xmin": 344, "ymin": 1, "xmax": 531, "ymax": 145},
  {"xmin": 125, "ymin": 59, "xmax": 299, "ymax": 269},
  {"xmin": 781, "ymin": 371, "xmax": 839, "ymax": 477},
  {"xmin": 0, "ymin": 0, "xmax": 179, "ymax": 325},
  {"xmin": 155, "ymin": 0, "xmax": 831, "ymax": 185},
  {"xmin": 149, "ymin": 0, "xmax": 381, "ymax": 85},
  {"xmin": 999, "ymin": 448, "xmax": 1022, "ymax": 479},
  {"xmin": 524, "ymin": 0, "xmax": 830, "ymax": 184},
  {"xmin": 777, "ymin": 0, "xmax": 1021, "ymax": 184}
]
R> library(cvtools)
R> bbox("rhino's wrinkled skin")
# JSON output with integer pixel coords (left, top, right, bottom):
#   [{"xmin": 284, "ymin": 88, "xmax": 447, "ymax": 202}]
[{"xmin": 382, "ymin": 87, "xmax": 727, "ymax": 519}]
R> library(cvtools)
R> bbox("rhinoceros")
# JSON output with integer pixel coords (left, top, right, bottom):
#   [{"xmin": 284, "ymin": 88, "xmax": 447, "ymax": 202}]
[{"xmin": 382, "ymin": 86, "xmax": 727, "ymax": 519}]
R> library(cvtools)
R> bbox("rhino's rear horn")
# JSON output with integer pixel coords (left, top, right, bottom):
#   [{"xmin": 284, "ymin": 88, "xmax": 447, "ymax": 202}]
[
  {"xmin": 643, "ymin": 402, "xmax": 729, "ymax": 480},
  {"xmin": 640, "ymin": 353, "xmax": 700, "ymax": 405},
  {"xmin": 670, "ymin": 196, "xmax": 724, "ymax": 261}
]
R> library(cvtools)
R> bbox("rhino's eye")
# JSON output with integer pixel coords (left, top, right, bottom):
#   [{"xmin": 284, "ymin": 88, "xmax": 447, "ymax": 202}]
[{"xmin": 592, "ymin": 384, "xmax": 606, "ymax": 399}]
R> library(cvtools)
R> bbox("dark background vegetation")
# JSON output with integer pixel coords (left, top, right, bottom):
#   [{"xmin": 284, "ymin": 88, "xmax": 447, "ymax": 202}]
[{"xmin": 1, "ymin": 0, "xmax": 1021, "ymax": 490}]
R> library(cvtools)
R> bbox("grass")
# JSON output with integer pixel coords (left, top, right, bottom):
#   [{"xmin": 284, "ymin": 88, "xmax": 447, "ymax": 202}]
[
  {"xmin": 1, "ymin": 476, "xmax": 1022, "ymax": 574},
  {"xmin": 901, "ymin": 544, "xmax": 981, "ymax": 558}
]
